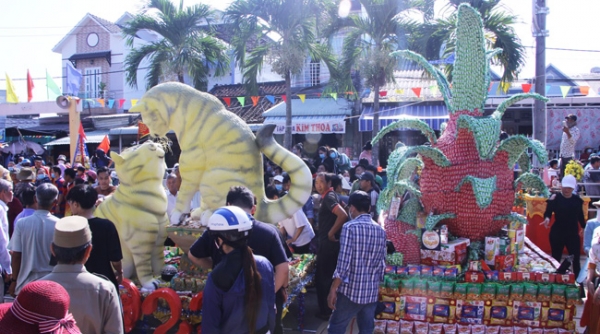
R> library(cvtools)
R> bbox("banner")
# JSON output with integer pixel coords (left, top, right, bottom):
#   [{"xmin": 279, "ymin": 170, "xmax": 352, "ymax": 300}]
[
  {"xmin": 546, "ymin": 108, "xmax": 600, "ymax": 150},
  {"xmin": 266, "ymin": 118, "xmax": 346, "ymax": 134}
]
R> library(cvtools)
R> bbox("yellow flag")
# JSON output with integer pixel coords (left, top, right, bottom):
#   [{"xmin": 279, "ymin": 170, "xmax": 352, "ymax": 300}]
[
  {"xmin": 5, "ymin": 73, "xmax": 18, "ymax": 103},
  {"xmin": 131, "ymin": 99, "xmax": 138, "ymax": 107},
  {"xmin": 97, "ymin": 98, "xmax": 105, "ymax": 107},
  {"xmin": 298, "ymin": 94, "xmax": 306, "ymax": 103}
]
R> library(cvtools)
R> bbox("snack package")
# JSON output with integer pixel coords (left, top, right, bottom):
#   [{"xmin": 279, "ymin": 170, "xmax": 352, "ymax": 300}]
[
  {"xmin": 385, "ymin": 320, "xmax": 399, "ymax": 334},
  {"xmin": 446, "ymin": 267, "xmax": 459, "ymax": 280},
  {"xmin": 555, "ymin": 274, "xmax": 575, "ymax": 284},
  {"xmin": 457, "ymin": 323, "xmax": 472, "ymax": 334},
  {"xmin": 496, "ymin": 284, "xmax": 511, "ymax": 302},
  {"xmin": 407, "ymin": 265, "xmax": 421, "ymax": 276},
  {"xmin": 510, "ymin": 284, "xmax": 525, "ymax": 301},
  {"xmin": 541, "ymin": 303, "xmax": 573, "ymax": 328},
  {"xmin": 399, "ymin": 320, "xmax": 413, "ymax": 334},
  {"xmin": 421, "ymin": 265, "xmax": 433, "ymax": 277},
  {"xmin": 429, "ymin": 322, "xmax": 444, "ymax": 334},
  {"xmin": 543, "ymin": 329, "xmax": 558, "ymax": 334},
  {"xmin": 444, "ymin": 323, "xmax": 458, "ymax": 334},
  {"xmin": 537, "ymin": 284, "xmax": 552, "ymax": 302},
  {"xmin": 441, "ymin": 281, "xmax": 456, "ymax": 298},
  {"xmin": 486, "ymin": 304, "xmax": 512, "ymax": 326},
  {"xmin": 467, "ymin": 283, "xmax": 482, "ymax": 300},
  {"xmin": 500, "ymin": 272, "xmax": 516, "ymax": 282},
  {"xmin": 528, "ymin": 328, "xmax": 544, "ymax": 334},
  {"xmin": 454, "ymin": 283, "xmax": 468, "ymax": 300},
  {"xmin": 374, "ymin": 320, "xmax": 387, "ymax": 334},
  {"xmin": 376, "ymin": 301, "xmax": 402, "ymax": 321},
  {"xmin": 472, "ymin": 325, "xmax": 487, "ymax": 334},
  {"xmin": 565, "ymin": 286, "xmax": 579, "ymax": 307},
  {"xmin": 456, "ymin": 300, "xmax": 485, "ymax": 324},
  {"xmin": 400, "ymin": 279, "xmax": 415, "ymax": 296},
  {"xmin": 511, "ymin": 301, "xmax": 542, "ymax": 327},
  {"xmin": 485, "ymin": 237, "xmax": 501, "ymax": 265},
  {"xmin": 550, "ymin": 285, "xmax": 566, "ymax": 304},
  {"xmin": 499, "ymin": 326, "xmax": 514, "ymax": 334},
  {"xmin": 517, "ymin": 272, "xmax": 534, "ymax": 282},
  {"xmin": 523, "ymin": 282, "xmax": 539, "ymax": 301},
  {"xmin": 428, "ymin": 280, "xmax": 442, "ymax": 298},
  {"xmin": 396, "ymin": 266, "xmax": 408, "ymax": 277},
  {"xmin": 427, "ymin": 298, "xmax": 456, "ymax": 323},
  {"xmin": 433, "ymin": 266, "xmax": 446, "ymax": 277},
  {"xmin": 414, "ymin": 279, "xmax": 428, "ymax": 296},
  {"xmin": 513, "ymin": 327, "xmax": 529, "ymax": 334},
  {"xmin": 385, "ymin": 265, "xmax": 396, "ymax": 275},
  {"xmin": 495, "ymin": 254, "xmax": 516, "ymax": 272},
  {"xmin": 466, "ymin": 271, "xmax": 485, "ymax": 283},
  {"xmin": 414, "ymin": 321, "xmax": 429, "ymax": 334},
  {"xmin": 481, "ymin": 283, "xmax": 497, "ymax": 300},
  {"xmin": 485, "ymin": 270, "xmax": 500, "ymax": 281},
  {"xmin": 535, "ymin": 272, "xmax": 556, "ymax": 283},
  {"xmin": 486, "ymin": 326, "xmax": 501, "ymax": 334},
  {"xmin": 404, "ymin": 296, "xmax": 427, "ymax": 321}
]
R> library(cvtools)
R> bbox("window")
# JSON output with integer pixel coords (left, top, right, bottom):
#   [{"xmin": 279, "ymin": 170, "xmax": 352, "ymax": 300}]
[
  {"xmin": 84, "ymin": 67, "xmax": 101, "ymax": 98},
  {"xmin": 310, "ymin": 61, "xmax": 321, "ymax": 86}
]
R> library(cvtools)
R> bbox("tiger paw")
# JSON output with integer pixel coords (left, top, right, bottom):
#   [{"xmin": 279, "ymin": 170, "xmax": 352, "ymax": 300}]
[{"xmin": 169, "ymin": 211, "xmax": 189, "ymax": 226}]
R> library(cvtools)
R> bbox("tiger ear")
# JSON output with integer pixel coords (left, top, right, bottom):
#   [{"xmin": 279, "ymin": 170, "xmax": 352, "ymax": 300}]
[{"xmin": 111, "ymin": 152, "xmax": 124, "ymax": 166}]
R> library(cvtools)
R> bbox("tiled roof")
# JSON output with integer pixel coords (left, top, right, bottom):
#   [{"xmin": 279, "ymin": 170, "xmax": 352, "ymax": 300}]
[
  {"xmin": 210, "ymin": 81, "xmax": 287, "ymax": 124},
  {"xmin": 88, "ymin": 14, "xmax": 123, "ymax": 33},
  {"xmin": 5, "ymin": 117, "xmax": 39, "ymax": 129}
]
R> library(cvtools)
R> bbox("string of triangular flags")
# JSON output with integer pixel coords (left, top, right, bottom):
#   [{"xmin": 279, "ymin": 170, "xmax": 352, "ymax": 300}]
[
  {"xmin": 219, "ymin": 92, "xmax": 347, "ymax": 107},
  {"xmin": 493, "ymin": 82, "xmax": 590, "ymax": 99}
]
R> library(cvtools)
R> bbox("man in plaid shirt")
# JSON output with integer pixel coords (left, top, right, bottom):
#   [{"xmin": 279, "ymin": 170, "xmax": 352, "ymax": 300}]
[{"xmin": 327, "ymin": 191, "xmax": 386, "ymax": 333}]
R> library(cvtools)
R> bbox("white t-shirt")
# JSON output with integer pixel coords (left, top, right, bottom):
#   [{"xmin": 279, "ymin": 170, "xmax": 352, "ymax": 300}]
[{"xmin": 279, "ymin": 210, "xmax": 315, "ymax": 247}]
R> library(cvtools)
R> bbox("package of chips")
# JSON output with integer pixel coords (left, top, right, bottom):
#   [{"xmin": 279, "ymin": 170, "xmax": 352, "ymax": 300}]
[
  {"xmin": 374, "ymin": 319, "xmax": 387, "ymax": 334},
  {"xmin": 543, "ymin": 329, "xmax": 558, "ymax": 334},
  {"xmin": 481, "ymin": 283, "xmax": 497, "ymax": 300},
  {"xmin": 429, "ymin": 323, "xmax": 443, "ymax": 334},
  {"xmin": 428, "ymin": 280, "xmax": 442, "ymax": 298},
  {"xmin": 457, "ymin": 323, "xmax": 472, "ymax": 334},
  {"xmin": 528, "ymin": 328, "xmax": 544, "ymax": 334},
  {"xmin": 485, "ymin": 270, "xmax": 499, "ymax": 281},
  {"xmin": 511, "ymin": 301, "xmax": 542, "ymax": 327},
  {"xmin": 414, "ymin": 279, "xmax": 428, "ymax": 296},
  {"xmin": 399, "ymin": 320, "xmax": 413, "ymax": 334},
  {"xmin": 537, "ymin": 284, "xmax": 552, "ymax": 302},
  {"xmin": 414, "ymin": 321, "xmax": 429, "ymax": 334},
  {"xmin": 472, "ymin": 325, "xmax": 486, "ymax": 334},
  {"xmin": 441, "ymin": 281, "xmax": 455, "ymax": 298},
  {"xmin": 454, "ymin": 283, "xmax": 468, "ymax": 300},
  {"xmin": 433, "ymin": 266, "xmax": 446, "ymax": 277},
  {"xmin": 499, "ymin": 326, "xmax": 514, "ymax": 334},
  {"xmin": 550, "ymin": 285, "xmax": 566, "ymax": 304},
  {"xmin": 385, "ymin": 320, "xmax": 399, "ymax": 334},
  {"xmin": 376, "ymin": 301, "xmax": 402, "ymax": 321},
  {"xmin": 486, "ymin": 326, "xmax": 500, "ymax": 334},
  {"xmin": 400, "ymin": 279, "xmax": 415, "ymax": 296},
  {"xmin": 565, "ymin": 286, "xmax": 579, "ymax": 307},
  {"xmin": 541, "ymin": 303, "xmax": 573, "ymax": 328},
  {"xmin": 485, "ymin": 303, "xmax": 512, "ymax": 326},
  {"xmin": 513, "ymin": 327, "xmax": 528, "ymax": 334},
  {"xmin": 467, "ymin": 283, "xmax": 483, "ymax": 300},
  {"xmin": 523, "ymin": 283, "xmax": 539, "ymax": 301},
  {"xmin": 404, "ymin": 296, "xmax": 427, "ymax": 321},
  {"xmin": 444, "ymin": 323, "xmax": 458, "ymax": 334},
  {"xmin": 496, "ymin": 284, "xmax": 511, "ymax": 302},
  {"xmin": 456, "ymin": 300, "xmax": 485, "ymax": 324},
  {"xmin": 510, "ymin": 284, "xmax": 525, "ymax": 301},
  {"xmin": 427, "ymin": 298, "xmax": 456, "ymax": 323}
]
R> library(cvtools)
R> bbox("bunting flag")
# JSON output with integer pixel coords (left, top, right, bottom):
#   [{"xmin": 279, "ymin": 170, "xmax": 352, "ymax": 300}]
[
  {"xmin": 78, "ymin": 122, "xmax": 87, "ymax": 141},
  {"xmin": 395, "ymin": 89, "xmax": 404, "ymax": 95},
  {"xmin": 138, "ymin": 121, "xmax": 150, "ymax": 140},
  {"xmin": 97, "ymin": 98, "xmax": 105, "ymax": 107},
  {"xmin": 330, "ymin": 92, "xmax": 337, "ymax": 100},
  {"xmin": 281, "ymin": 95, "xmax": 287, "ymax": 102},
  {"xmin": 316, "ymin": 93, "xmax": 321, "ymax": 97},
  {"xmin": 379, "ymin": 91, "xmax": 387, "ymax": 97},
  {"xmin": 265, "ymin": 95, "xmax": 275, "ymax": 104},
  {"xmin": 579, "ymin": 86, "xmax": 590, "ymax": 96},
  {"xmin": 411, "ymin": 87, "xmax": 421, "ymax": 98},
  {"xmin": 500, "ymin": 82, "xmax": 510, "ymax": 93},
  {"xmin": 27, "ymin": 69, "xmax": 34, "ymax": 102},
  {"xmin": 298, "ymin": 94, "xmax": 306, "ymax": 103},
  {"xmin": 118, "ymin": 99, "xmax": 126, "ymax": 109},
  {"xmin": 107, "ymin": 99, "xmax": 115, "ymax": 108},
  {"xmin": 363, "ymin": 89, "xmax": 371, "ymax": 95},
  {"xmin": 73, "ymin": 134, "xmax": 89, "ymax": 165},
  {"xmin": 5, "ymin": 73, "xmax": 18, "ymax": 103},
  {"xmin": 223, "ymin": 97, "xmax": 231, "ymax": 107},
  {"xmin": 545, "ymin": 85, "xmax": 551, "ymax": 94},
  {"xmin": 488, "ymin": 82, "xmax": 494, "ymax": 92},
  {"xmin": 46, "ymin": 70, "xmax": 61, "ymax": 100},
  {"xmin": 560, "ymin": 86, "xmax": 570, "ymax": 99},
  {"xmin": 346, "ymin": 91, "xmax": 354, "ymax": 95},
  {"xmin": 521, "ymin": 83, "xmax": 532, "ymax": 93},
  {"xmin": 430, "ymin": 85, "xmax": 439, "ymax": 95},
  {"xmin": 251, "ymin": 96, "xmax": 259, "ymax": 106},
  {"xmin": 97, "ymin": 135, "xmax": 110, "ymax": 153},
  {"xmin": 237, "ymin": 96, "xmax": 245, "ymax": 106},
  {"xmin": 131, "ymin": 99, "xmax": 138, "ymax": 107},
  {"xmin": 85, "ymin": 99, "xmax": 95, "ymax": 107}
]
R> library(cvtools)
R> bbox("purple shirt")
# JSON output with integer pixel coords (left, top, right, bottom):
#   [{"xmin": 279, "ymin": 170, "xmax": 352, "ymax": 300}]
[{"xmin": 14, "ymin": 208, "xmax": 35, "ymax": 226}]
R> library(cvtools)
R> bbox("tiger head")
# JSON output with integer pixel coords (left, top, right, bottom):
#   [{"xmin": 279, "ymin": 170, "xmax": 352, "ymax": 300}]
[{"xmin": 111, "ymin": 141, "xmax": 166, "ymax": 186}]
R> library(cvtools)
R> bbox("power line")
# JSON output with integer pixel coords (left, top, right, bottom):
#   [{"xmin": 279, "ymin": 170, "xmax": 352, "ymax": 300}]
[
  {"xmin": 524, "ymin": 45, "xmax": 600, "ymax": 53},
  {"xmin": 1, "ymin": 66, "xmax": 151, "ymax": 82}
]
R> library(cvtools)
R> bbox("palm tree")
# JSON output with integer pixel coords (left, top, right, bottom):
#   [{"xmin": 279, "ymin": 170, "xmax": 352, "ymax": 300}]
[
  {"xmin": 123, "ymin": 0, "xmax": 230, "ymax": 91},
  {"xmin": 409, "ymin": 0, "xmax": 525, "ymax": 83},
  {"xmin": 226, "ymin": 0, "xmax": 334, "ymax": 149},
  {"xmin": 323, "ymin": 0, "xmax": 419, "ymax": 167}
]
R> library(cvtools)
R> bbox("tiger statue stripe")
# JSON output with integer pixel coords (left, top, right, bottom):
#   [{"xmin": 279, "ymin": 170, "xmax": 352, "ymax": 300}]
[
  {"xmin": 129, "ymin": 82, "xmax": 312, "ymax": 225},
  {"xmin": 95, "ymin": 141, "xmax": 168, "ymax": 289}
]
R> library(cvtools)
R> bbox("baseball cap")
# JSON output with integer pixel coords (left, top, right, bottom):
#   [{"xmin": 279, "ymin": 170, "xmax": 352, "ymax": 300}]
[
  {"xmin": 565, "ymin": 114, "xmax": 577, "ymax": 121},
  {"xmin": 360, "ymin": 172, "xmax": 375, "ymax": 182},
  {"xmin": 561, "ymin": 175, "xmax": 577, "ymax": 189},
  {"xmin": 273, "ymin": 175, "xmax": 284, "ymax": 183}
]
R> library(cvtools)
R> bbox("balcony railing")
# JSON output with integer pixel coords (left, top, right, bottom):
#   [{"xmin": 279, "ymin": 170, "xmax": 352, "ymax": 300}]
[{"xmin": 77, "ymin": 90, "xmax": 123, "ymax": 100}]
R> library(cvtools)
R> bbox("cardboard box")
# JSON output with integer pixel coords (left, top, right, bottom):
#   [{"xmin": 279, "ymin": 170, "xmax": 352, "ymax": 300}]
[
  {"xmin": 403, "ymin": 296, "xmax": 428, "ymax": 321},
  {"xmin": 534, "ymin": 272, "xmax": 556, "ymax": 283},
  {"xmin": 456, "ymin": 300, "xmax": 485, "ymax": 325},
  {"xmin": 465, "ymin": 271, "xmax": 485, "ymax": 283},
  {"xmin": 555, "ymin": 273, "xmax": 575, "ymax": 284},
  {"xmin": 495, "ymin": 254, "xmax": 516, "ymax": 272},
  {"xmin": 511, "ymin": 301, "xmax": 542, "ymax": 327},
  {"xmin": 516, "ymin": 272, "xmax": 534, "ymax": 282},
  {"xmin": 485, "ymin": 237, "xmax": 500, "ymax": 266},
  {"xmin": 499, "ymin": 271, "xmax": 516, "ymax": 282}
]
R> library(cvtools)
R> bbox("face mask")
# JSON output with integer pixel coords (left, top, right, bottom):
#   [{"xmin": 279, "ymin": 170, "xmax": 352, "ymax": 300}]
[
  {"xmin": 319, "ymin": 153, "xmax": 325, "ymax": 159},
  {"xmin": 37, "ymin": 174, "xmax": 45, "ymax": 180},
  {"xmin": 356, "ymin": 173, "xmax": 363, "ymax": 179},
  {"xmin": 344, "ymin": 176, "xmax": 350, "ymax": 183},
  {"xmin": 330, "ymin": 152, "xmax": 337, "ymax": 159},
  {"xmin": 8, "ymin": 167, "xmax": 13, "ymax": 172},
  {"xmin": 58, "ymin": 161, "xmax": 65, "ymax": 165},
  {"xmin": 275, "ymin": 184, "xmax": 283, "ymax": 192}
]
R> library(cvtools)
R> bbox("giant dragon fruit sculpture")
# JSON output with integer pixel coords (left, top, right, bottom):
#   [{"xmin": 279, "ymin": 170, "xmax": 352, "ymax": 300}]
[{"xmin": 376, "ymin": 4, "xmax": 550, "ymax": 256}]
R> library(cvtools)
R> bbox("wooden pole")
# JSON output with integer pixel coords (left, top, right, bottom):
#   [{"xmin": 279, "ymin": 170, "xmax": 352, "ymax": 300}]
[{"xmin": 68, "ymin": 98, "xmax": 80, "ymax": 163}]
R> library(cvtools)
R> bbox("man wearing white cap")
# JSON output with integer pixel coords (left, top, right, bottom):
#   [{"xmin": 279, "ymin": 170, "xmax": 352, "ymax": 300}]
[
  {"xmin": 42, "ymin": 216, "xmax": 123, "ymax": 334},
  {"xmin": 541, "ymin": 174, "xmax": 587, "ymax": 277},
  {"xmin": 56, "ymin": 155, "xmax": 67, "ymax": 178}
]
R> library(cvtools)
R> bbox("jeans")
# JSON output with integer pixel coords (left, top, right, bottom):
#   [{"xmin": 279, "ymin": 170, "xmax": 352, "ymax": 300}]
[
  {"xmin": 328, "ymin": 293, "xmax": 376, "ymax": 334},
  {"xmin": 316, "ymin": 239, "xmax": 339, "ymax": 316}
]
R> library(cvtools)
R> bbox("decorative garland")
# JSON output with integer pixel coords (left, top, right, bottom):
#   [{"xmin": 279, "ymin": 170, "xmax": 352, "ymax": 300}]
[
  {"xmin": 495, "ymin": 135, "xmax": 548, "ymax": 168},
  {"xmin": 372, "ymin": 118, "xmax": 437, "ymax": 145},
  {"xmin": 514, "ymin": 173, "xmax": 550, "ymax": 197},
  {"xmin": 405, "ymin": 146, "xmax": 451, "ymax": 167},
  {"xmin": 456, "ymin": 115, "xmax": 501, "ymax": 159},
  {"xmin": 455, "ymin": 175, "xmax": 497, "ymax": 209},
  {"xmin": 492, "ymin": 93, "xmax": 549, "ymax": 120}
]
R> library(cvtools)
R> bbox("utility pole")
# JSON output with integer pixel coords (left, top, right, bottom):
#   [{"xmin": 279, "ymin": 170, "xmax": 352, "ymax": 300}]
[{"xmin": 532, "ymin": 0, "xmax": 549, "ymax": 151}]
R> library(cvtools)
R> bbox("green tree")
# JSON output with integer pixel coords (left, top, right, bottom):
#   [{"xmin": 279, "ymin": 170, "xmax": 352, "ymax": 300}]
[
  {"xmin": 409, "ymin": 0, "xmax": 525, "ymax": 83},
  {"xmin": 123, "ymin": 0, "xmax": 230, "ymax": 91},
  {"xmin": 323, "ymin": 0, "xmax": 418, "ymax": 167},
  {"xmin": 226, "ymin": 0, "xmax": 334, "ymax": 149}
]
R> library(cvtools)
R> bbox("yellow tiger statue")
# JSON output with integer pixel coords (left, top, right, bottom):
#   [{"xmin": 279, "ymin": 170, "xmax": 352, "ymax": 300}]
[
  {"xmin": 129, "ymin": 82, "xmax": 312, "ymax": 225},
  {"xmin": 95, "ymin": 141, "xmax": 168, "ymax": 289}
]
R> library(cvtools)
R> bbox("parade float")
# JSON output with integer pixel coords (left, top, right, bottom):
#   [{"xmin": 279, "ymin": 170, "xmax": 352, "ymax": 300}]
[
  {"xmin": 372, "ymin": 4, "xmax": 581, "ymax": 333},
  {"xmin": 95, "ymin": 83, "xmax": 315, "ymax": 332}
]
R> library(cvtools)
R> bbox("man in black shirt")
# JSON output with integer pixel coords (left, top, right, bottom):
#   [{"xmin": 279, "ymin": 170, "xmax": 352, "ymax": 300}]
[
  {"xmin": 314, "ymin": 173, "xmax": 348, "ymax": 319},
  {"xmin": 188, "ymin": 186, "xmax": 289, "ymax": 334},
  {"xmin": 66, "ymin": 185, "xmax": 123, "ymax": 290}
]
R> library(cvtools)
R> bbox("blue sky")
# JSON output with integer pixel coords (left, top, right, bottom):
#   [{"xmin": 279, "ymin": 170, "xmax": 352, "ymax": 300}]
[{"xmin": 1, "ymin": 0, "xmax": 599, "ymax": 101}]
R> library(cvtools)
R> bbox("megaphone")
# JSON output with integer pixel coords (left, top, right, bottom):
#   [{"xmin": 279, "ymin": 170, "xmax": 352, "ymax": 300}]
[{"xmin": 56, "ymin": 96, "xmax": 70, "ymax": 109}]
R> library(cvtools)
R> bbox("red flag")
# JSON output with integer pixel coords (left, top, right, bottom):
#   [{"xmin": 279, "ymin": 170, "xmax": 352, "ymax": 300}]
[
  {"xmin": 411, "ymin": 87, "xmax": 422, "ymax": 98},
  {"xmin": 138, "ymin": 121, "xmax": 150, "ymax": 141},
  {"xmin": 251, "ymin": 96, "xmax": 260, "ymax": 106},
  {"xmin": 379, "ymin": 91, "xmax": 387, "ymax": 97},
  {"xmin": 223, "ymin": 97, "xmax": 231, "ymax": 107},
  {"xmin": 78, "ymin": 123, "xmax": 87, "ymax": 141},
  {"xmin": 281, "ymin": 95, "xmax": 287, "ymax": 102},
  {"xmin": 97, "ymin": 135, "xmax": 110, "ymax": 153},
  {"xmin": 27, "ymin": 69, "xmax": 34, "ymax": 102},
  {"xmin": 118, "ymin": 99, "xmax": 126, "ymax": 108},
  {"xmin": 521, "ymin": 83, "xmax": 532, "ymax": 93}
]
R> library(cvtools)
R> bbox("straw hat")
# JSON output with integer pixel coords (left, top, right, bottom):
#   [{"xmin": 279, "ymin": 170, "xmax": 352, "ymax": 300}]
[{"xmin": 0, "ymin": 280, "xmax": 80, "ymax": 333}]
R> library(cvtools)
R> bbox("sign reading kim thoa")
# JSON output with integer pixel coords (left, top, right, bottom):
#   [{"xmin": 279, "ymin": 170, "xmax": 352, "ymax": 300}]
[{"xmin": 266, "ymin": 117, "xmax": 346, "ymax": 134}]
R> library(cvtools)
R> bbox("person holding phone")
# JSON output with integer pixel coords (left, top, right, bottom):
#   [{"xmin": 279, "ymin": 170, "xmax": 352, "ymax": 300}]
[{"xmin": 559, "ymin": 114, "xmax": 581, "ymax": 179}]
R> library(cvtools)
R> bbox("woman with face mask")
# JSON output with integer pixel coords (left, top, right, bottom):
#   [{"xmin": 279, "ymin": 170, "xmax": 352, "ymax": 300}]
[
  {"xmin": 328, "ymin": 148, "xmax": 351, "ymax": 174},
  {"xmin": 315, "ymin": 146, "xmax": 329, "ymax": 168},
  {"xmin": 35, "ymin": 168, "xmax": 51, "ymax": 186}
]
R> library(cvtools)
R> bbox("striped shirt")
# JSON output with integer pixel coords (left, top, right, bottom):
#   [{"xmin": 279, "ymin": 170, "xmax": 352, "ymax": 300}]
[{"xmin": 333, "ymin": 213, "xmax": 386, "ymax": 304}]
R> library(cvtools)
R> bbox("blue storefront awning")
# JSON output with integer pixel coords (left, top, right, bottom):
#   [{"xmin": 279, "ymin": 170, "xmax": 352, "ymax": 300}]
[{"xmin": 359, "ymin": 104, "xmax": 449, "ymax": 132}]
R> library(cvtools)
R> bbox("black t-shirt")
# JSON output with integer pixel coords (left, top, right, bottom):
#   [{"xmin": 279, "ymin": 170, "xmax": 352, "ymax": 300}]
[
  {"xmin": 189, "ymin": 218, "xmax": 288, "ymax": 268},
  {"xmin": 544, "ymin": 193, "xmax": 586, "ymax": 234},
  {"xmin": 85, "ymin": 217, "xmax": 123, "ymax": 288},
  {"xmin": 318, "ymin": 190, "xmax": 341, "ymax": 241}
]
